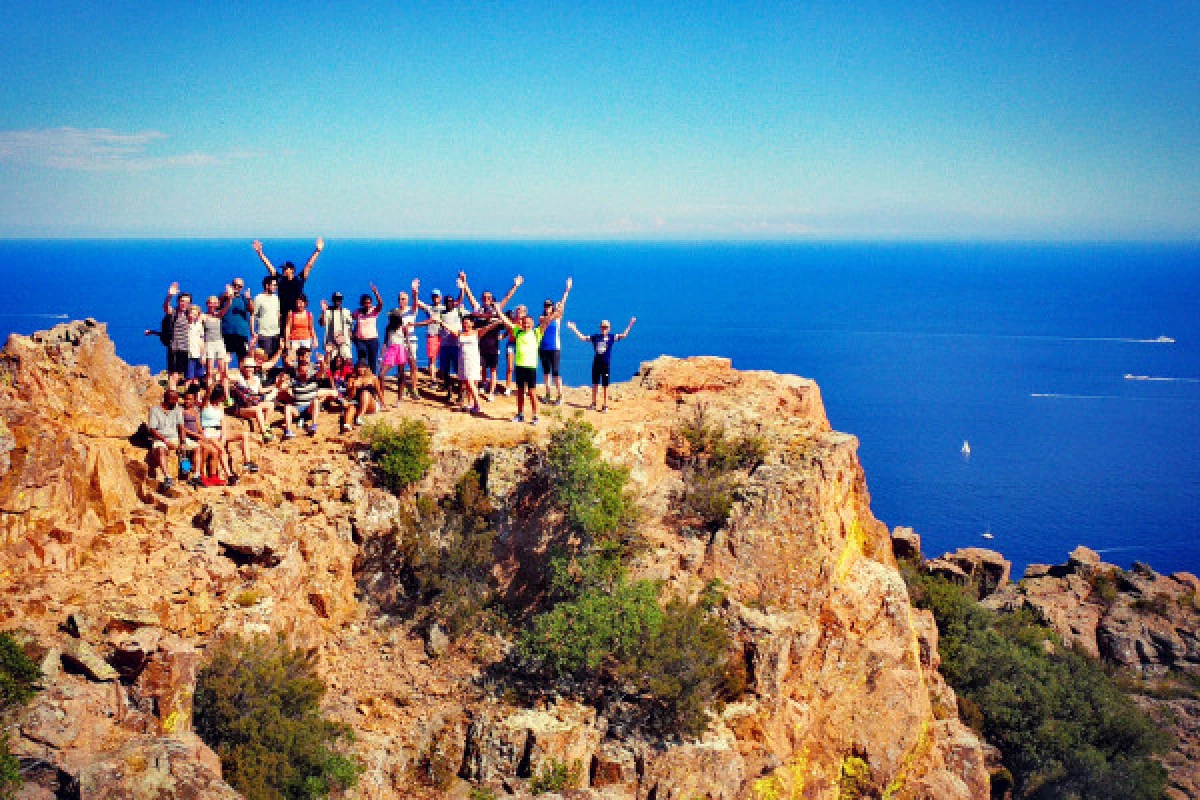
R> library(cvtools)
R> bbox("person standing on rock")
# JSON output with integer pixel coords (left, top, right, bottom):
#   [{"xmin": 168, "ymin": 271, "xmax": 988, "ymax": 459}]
[
  {"xmin": 220, "ymin": 278, "xmax": 255, "ymax": 367},
  {"xmin": 496, "ymin": 307, "xmax": 545, "ymax": 425},
  {"xmin": 462, "ymin": 273, "xmax": 523, "ymax": 399},
  {"xmin": 252, "ymin": 238, "xmax": 324, "ymax": 329},
  {"xmin": 147, "ymin": 389, "xmax": 188, "ymax": 491},
  {"xmin": 160, "ymin": 282, "xmax": 192, "ymax": 390},
  {"xmin": 351, "ymin": 283, "xmax": 385, "ymax": 372},
  {"xmin": 538, "ymin": 278, "xmax": 572, "ymax": 406},
  {"xmin": 567, "ymin": 317, "xmax": 636, "ymax": 412},
  {"xmin": 319, "ymin": 292, "xmax": 354, "ymax": 362},
  {"xmin": 252, "ymin": 275, "xmax": 282, "ymax": 359}
]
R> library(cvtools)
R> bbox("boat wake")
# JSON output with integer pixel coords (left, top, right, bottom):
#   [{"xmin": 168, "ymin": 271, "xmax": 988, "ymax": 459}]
[
  {"xmin": 1124, "ymin": 374, "xmax": 1200, "ymax": 383},
  {"xmin": 1030, "ymin": 393, "xmax": 1121, "ymax": 399},
  {"xmin": 0, "ymin": 312, "xmax": 70, "ymax": 319}
]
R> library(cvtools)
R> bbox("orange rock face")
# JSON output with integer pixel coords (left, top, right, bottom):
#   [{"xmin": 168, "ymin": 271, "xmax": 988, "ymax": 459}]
[{"xmin": 0, "ymin": 326, "xmax": 989, "ymax": 799}]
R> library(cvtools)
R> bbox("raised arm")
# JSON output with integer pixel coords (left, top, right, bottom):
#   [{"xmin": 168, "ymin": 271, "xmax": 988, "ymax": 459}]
[
  {"xmin": 411, "ymin": 279, "xmax": 434, "ymax": 314},
  {"xmin": 454, "ymin": 273, "xmax": 467, "ymax": 305},
  {"xmin": 213, "ymin": 288, "xmax": 234, "ymax": 318},
  {"xmin": 162, "ymin": 282, "xmax": 179, "ymax": 314},
  {"xmin": 549, "ymin": 277, "xmax": 573, "ymax": 321},
  {"xmin": 462, "ymin": 277, "xmax": 482, "ymax": 313},
  {"xmin": 370, "ymin": 282, "xmax": 383, "ymax": 312},
  {"xmin": 617, "ymin": 316, "xmax": 637, "ymax": 340},
  {"xmin": 319, "ymin": 299, "xmax": 330, "ymax": 327},
  {"xmin": 495, "ymin": 309, "xmax": 514, "ymax": 329},
  {"xmin": 565, "ymin": 320, "xmax": 590, "ymax": 342},
  {"xmin": 252, "ymin": 240, "xmax": 277, "ymax": 275},
  {"xmin": 302, "ymin": 237, "xmax": 324, "ymax": 279},
  {"xmin": 496, "ymin": 274, "xmax": 524, "ymax": 310}
]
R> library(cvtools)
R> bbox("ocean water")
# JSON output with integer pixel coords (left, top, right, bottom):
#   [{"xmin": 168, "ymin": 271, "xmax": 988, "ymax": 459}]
[{"xmin": 1, "ymin": 240, "xmax": 1197, "ymax": 575}]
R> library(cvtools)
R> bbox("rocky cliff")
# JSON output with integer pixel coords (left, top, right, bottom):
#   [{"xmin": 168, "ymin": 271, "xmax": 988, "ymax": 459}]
[{"xmin": 0, "ymin": 321, "xmax": 990, "ymax": 799}]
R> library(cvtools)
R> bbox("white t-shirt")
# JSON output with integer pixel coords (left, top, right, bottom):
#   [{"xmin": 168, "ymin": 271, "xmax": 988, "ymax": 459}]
[
  {"xmin": 254, "ymin": 293, "xmax": 281, "ymax": 336},
  {"xmin": 187, "ymin": 320, "xmax": 205, "ymax": 359}
]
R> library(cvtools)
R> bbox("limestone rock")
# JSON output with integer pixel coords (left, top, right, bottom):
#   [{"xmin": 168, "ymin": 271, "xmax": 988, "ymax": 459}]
[
  {"xmin": 892, "ymin": 525, "xmax": 922, "ymax": 561},
  {"xmin": 927, "ymin": 548, "xmax": 1011, "ymax": 599},
  {"xmin": 1068, "ymin": 545, "xmax": 1101, "ymax": 569},
  {"xmin": 200, "ymin": 495, "xmax": 294, "ymax": 566},
  {"xmin": 77, "ymin": 735, "xmax": 239, "ymax": 799},
  {"xmin": 61, "ymin": 639, "xmax": 118, "ymax": 682},
  {"xmin": 424, "ymin": 622, "xmax": 449, "ymax": 658}
]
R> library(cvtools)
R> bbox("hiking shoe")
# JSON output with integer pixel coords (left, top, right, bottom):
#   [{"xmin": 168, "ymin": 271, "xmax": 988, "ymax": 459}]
[
  {"xmin": 227, "ymin": 474, "xmax": 240, "ymax": 486},
  {"xmin": 262, "ymin": 431, "xmax": 275, "ymax": 443},
  {"xmin": 481, "ymin": 393, "xmax": 492, "ymax": 402},
  {"xmin": 243, "ymin": 461, "xmax": 260, "ymax": 473},
  {"xmin": 308, "ymin": 424, "xmax": 318, "ymax": 436},
  {"xmin": 531, "ymin": 416, "xmax": 539, "ymax": 426},
  {"xmin": 283, "ymin": 429, "xmax": 296, "ymax": 440},
  {"xmin": 161, "ymin": 477, "xmax": 176, "ymax": 491},
  {"xmin": 511, "ymin": 413, "xmax": 525, "ymax": 423}
]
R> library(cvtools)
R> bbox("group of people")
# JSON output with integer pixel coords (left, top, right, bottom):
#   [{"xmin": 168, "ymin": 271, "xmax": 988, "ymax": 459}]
[{"xmin": 144, "ymin": 239, "xmax": 636, "ymax": 489}]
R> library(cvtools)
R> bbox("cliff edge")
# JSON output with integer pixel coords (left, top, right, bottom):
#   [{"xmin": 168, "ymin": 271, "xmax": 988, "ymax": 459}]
[{"xmin": 0, "ymin": 321, "xmax": 990, "ymax": 799}]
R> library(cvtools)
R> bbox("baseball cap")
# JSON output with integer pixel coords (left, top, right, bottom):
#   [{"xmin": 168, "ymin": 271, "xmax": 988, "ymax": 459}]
[
  {"xmin": 332, "ymin": 292, "xmax": 344, "ymax": 300},
  {"xmin": 431, "ymin": 288, "xmax": 442, "ymax": 297}
]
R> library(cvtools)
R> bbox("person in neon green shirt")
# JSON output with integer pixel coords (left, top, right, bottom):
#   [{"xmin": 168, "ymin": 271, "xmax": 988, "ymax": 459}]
[{"xmin": 497, "ymin": 307, "xmax": 544, "ymax": 424}]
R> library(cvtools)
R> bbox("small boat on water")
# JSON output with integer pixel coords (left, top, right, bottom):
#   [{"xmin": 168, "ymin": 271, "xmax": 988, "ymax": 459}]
[
  {"xmin": 982, "ymin": 532, "xmax": 994, "ymax": 540},
  {"xmin": 961, "ymin": 440, "xmax": 971, "ymax": 457},
  {"xmin": 1154, "ymin": 335, "xmax": 1175, "ymax": 343}
]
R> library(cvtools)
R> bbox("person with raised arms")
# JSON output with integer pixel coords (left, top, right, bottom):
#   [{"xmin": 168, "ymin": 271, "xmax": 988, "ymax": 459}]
[
  {"xmin": 252, "ymin": 238, "xmax": 324, "ymax": 329},
  {"xmin": 538, "ymin": 277, "xmax": 573, "ymax": 405},
  {"xmin": 567, "ymin": 317, "xmax": 636, "ymax": 412},
  {"xmin": 495, "ymin": 306, "xmax": 546, "ymax": 425},
  {"xmin": 351, "ymin": 283, "xmax": 385, "ymax": 372},
  {"xmin": 379, "ymin": 285, "xmax": 434, "ymax": 407},
  {"xmin": 462, "ymin": 273, "xmax": 523, "ymax": 399}
]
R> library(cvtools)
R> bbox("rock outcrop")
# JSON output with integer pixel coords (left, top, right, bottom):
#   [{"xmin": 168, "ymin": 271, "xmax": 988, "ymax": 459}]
[{"xmin": 0, "ymin": 325, "xmax": 990, "ymax": 799}]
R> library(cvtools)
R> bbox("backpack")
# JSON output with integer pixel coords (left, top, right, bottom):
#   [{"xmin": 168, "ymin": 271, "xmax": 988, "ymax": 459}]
[{"xmin": 158, "ymin": 313, "xmax": 174, "ymax": 347}]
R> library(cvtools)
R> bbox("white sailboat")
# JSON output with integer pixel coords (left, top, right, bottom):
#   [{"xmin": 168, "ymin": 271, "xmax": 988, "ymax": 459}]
[{"xmin": 961, "ymin": 440, "xmax": 971, "ymax": 458}]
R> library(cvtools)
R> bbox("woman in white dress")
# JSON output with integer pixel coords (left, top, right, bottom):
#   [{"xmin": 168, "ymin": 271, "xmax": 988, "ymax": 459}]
[{"xmin": 452, "ymin": 316, "xmax": 504, "ymax": 415}]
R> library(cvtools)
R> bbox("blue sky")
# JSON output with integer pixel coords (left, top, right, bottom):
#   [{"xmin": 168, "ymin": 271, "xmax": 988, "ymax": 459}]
[{"xmin": 0, "ymin": 1, "xmax": 1196, "ymax": 239}]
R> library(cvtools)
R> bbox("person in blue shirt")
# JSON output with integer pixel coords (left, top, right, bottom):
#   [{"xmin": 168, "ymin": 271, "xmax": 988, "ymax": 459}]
[
  {"xmin": 566, "ymin": 316, "xmax": 636, "ymax": 412},
  {"xmin": 220, "ymin": 278, "xmax": 255, "ymax": 367},
  {"xmin": 537, "ymin": 278, "xmax": 572, "ymax": 405}
]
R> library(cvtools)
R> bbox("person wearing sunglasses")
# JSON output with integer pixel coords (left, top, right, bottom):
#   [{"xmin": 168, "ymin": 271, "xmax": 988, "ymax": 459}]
[
  {"xmin": 567, "ymin": 317, "xmax": 636, "ymax": 412},
  {"xmin": 537, "ymin": 277, "xmax": 573, "ymax": 405}
]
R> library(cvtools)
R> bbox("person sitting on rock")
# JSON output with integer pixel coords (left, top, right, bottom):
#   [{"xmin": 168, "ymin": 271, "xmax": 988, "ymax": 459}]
[
  {"xmin": 567, "ymin": 317, "xmax": 636, "ymax": 412},
  {"xmin": 342, "ymin": 361, "xmax": 385, "ymax": 432},
  {"xmin": 146, "ymin": 389, "xmax": 187, "ymax": 491},
  {"xmin": 201, "ymin": 386, "xmax": 258, "ymax": 484},
  {"xmin": 279, "ymin": 361, "xmax": 324, "ymax": 438},
  {"xmin": 231, "ymin": 360, "xmax": 277, "ymax": 442},
  {"xmin": 172, "ymin": 386, "xmax": 210, "ymax": 486}
]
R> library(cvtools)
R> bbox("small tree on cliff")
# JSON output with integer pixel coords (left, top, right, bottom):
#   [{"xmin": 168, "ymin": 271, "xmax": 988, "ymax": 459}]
[
  {"xmin": 194, "ymin": 634, "xmax": 359, "ymax": 800},
  {"xmin": 0, "ymin": 632, "xmax": 41, "ymax": 800}
]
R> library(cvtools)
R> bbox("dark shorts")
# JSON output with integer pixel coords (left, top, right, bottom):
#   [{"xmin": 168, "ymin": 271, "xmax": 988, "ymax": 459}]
[
  {"xmin": 515, "ymin": 365, "xmax": 537, "ymax": 391},
  {"xmin": 438, "ymin": 345, "xmax": 460, "ymax": 376},
  {"xmin": 257, "ymin": 335, "xmax": 281, "ymax": 359},
  {"xmin": 591, "ymin": 357, "xmax": 611, "ymax": 387},
  {"xmin": 481, "ymin": 350, "xmax": 499, "ymax": 371},
  {"xmin": 223, "ymin": 333, "xmax": 249, "ymax": 362},
  {"xmin": 539, "ymin": 349, "xmax": 561, "ymax": 377},
  {"xmin": 185, "ymin": 358, "xmax": 205, "ymax": 381},
  {"xmin": 167, "ymin": 348, "xmax": 189, "ymax": 375}
]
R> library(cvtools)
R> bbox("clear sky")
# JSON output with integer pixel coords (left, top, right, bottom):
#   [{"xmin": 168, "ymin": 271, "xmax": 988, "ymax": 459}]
[{"xmin": 0, "ymin": 1, "xmax": 1196, "ymax": 239}]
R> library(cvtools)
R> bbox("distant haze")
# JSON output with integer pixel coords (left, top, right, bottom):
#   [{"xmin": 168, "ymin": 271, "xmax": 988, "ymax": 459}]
[{"xmin": 1, "ymin": 2, "xmax": 1197, "ymax": 240}]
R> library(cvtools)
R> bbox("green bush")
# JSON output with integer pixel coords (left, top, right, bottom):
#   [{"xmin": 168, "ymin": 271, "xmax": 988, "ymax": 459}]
[
  {"xmin": 903, "ymin": 569, "xmax": 1171, "ymax": 799},
  {"xmin": 671, "ymin": 406, "xmax": 766, "ymax": 532},
  {"xmin": 519, "ymin": 576, "xmax": 663, "ymax": 676},
  {"xmin": 543, "ymin": 416, "xmax": 639, "ymax": 547},
  {"xmin": 358, "ymin": 470, "xmax": 497, "ymax": 637},
  {"xmin": 529, "ymin": 758, "xmax": 583, "ymax": 795},
  {"xmin": 0, "ymin": 632, "xmax": 40, "ymax": 800},
  {"xmin": 362, "ymin": 418, "xmax": 433, "ymax": 493},
  {"xmin": 194, "ymin": 635, "xmax": 360, "ymax": 800},
  {"xmin": 626, "ymin": 597, "xmax": 733, "ymax": 737}
]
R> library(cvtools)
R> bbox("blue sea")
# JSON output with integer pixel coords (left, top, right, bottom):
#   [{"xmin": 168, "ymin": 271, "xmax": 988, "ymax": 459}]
[{"xmin": 1, "ymin": 240, "xmax": 1197, "ymax": 575}]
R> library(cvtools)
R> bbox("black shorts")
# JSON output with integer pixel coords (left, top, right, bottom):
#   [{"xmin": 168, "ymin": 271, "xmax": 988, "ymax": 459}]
[
  {"xmin": 481, "ymin": 350, "xmax": 499, "ymax": 371},
  {"xmin": 257, "ymin": 335, "xmax": 281, "ymax": 358},
  {"xmin": 591, "ymin": 357, "xmax": 611, "ymax": 387},
  {"xmin": 515, "ymin": 366, "xmax": 537, "ymax": 391},
  {"xmin": 223, "ymin": 333, "xmax": 249, "ymax": 361},
  {"xmin": 539, "ymin": 349, "xmax": 561, "ymax": 377},
  {"xmin": 167, "ymin": 348, "xmax": 189, "ymax": 375}
]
